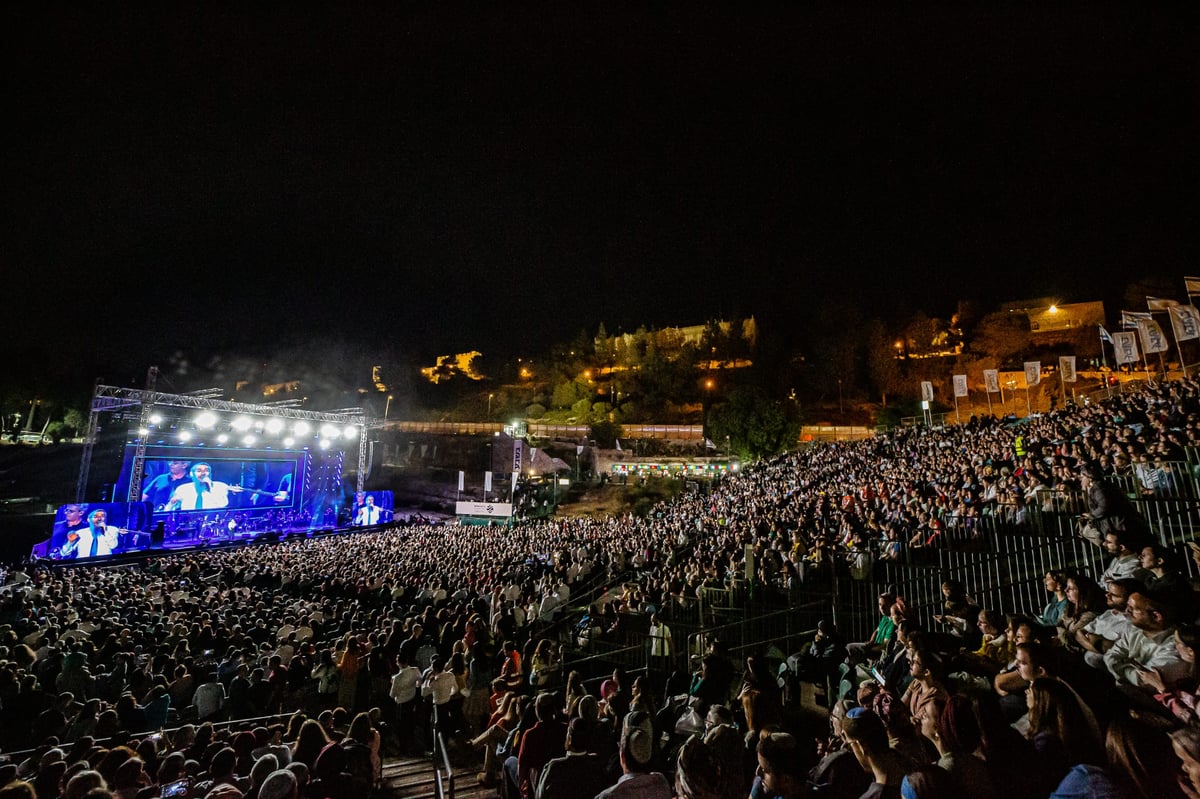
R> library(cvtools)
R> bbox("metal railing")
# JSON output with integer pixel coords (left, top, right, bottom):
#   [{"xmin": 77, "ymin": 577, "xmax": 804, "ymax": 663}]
[{"xmin": 431, "ymin": 702, "xmax": 455, "ymax": 799}]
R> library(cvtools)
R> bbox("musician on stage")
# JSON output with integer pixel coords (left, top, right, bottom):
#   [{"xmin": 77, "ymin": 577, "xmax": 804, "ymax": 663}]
[
  {"xmin": 354, "ymin": 494, "xmax": 388, "ymax": 526},
  {"xmin": 142, "ymin": 460, "xmax": 191, "ymax": 509},
  {"xmin": 62, "ymin": 509, "xmax": 121, "ymax": 559},
  {"xmin": 167, "ymin": 462, "xmax": 244, "ymax": 510},
  {"xmin": 49, "ymin": 503, "xmax": 89, "ymax": 558}
]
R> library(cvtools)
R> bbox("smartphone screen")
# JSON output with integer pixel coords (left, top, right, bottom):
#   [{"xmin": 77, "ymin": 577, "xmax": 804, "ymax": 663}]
[{"xmin": 160, "ymin": 778, "xmax": 189, "ymax": 797}]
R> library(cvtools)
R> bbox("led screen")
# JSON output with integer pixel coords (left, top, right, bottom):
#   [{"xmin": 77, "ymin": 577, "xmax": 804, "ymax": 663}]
[{"xmin": 114, "ymin": 445, "xmax": 307, "ymax": 513}]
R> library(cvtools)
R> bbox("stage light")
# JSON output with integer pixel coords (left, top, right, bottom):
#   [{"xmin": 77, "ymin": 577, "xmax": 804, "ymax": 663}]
[
  {"xmin": 320, "ymin": 423, "xmax": 340, "ymax": 439},
  {"xmin": 283, "ymin": 437, "xmax": 295, "ymax": 448},
  {"xmin": 293, "ymin": 421, "xmax": 311, "ymax": 436},
  {"xmin": 242, "ymin": 435, "xmax": 256, "ymax": 446},
  {"xmin": 216, "ymin": 434, "xmax": 229, "ymax": 444},
  {"xmin": 179, "ymin": 431, "xmax": 193, "ymax": 442},
  {"xmin": 194, "ymin": 411, "xmax": 218, "ymax": 429},
  {"xmin": 149, "ymin": 413, "xmax": 163, "ymax": 425},
  {"xmin": 265, "ymin": 418, "xmax": 284, "ymax": 435},
  {"xmin": 343, "ymin": 425, "xmax": 358, "ymax": 439},
  {"xmin": 319, "ymin": 439, "xmax": 331, "ymax": 450},
  {"xmin": 231, "ymin": 415, "xmax": 253, "ymax": 432},
  {"xmin": 137, "ymin": 427, "xmax": 150, "ymax": 437}
]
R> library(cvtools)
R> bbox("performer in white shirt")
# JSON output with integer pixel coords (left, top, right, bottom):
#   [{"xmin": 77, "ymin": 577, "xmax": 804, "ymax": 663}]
[
  {"xmin": 168, "ymin": 462, "xmax": 244, "ymax": 510},
  {"xmin": 63, "ymin": 509, "xmax": 121, "ymax": 559},
  {"xmin": 354, "ymin": 495, "xmax": 387, "ymax": 526}
]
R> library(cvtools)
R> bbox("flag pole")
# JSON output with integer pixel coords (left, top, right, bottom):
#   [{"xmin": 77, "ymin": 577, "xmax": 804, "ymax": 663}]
[
  {"xmin": 985, "ymin": 385, "xmax": 993, "ymax": 417},
  {"xmin": 953, "ymin": 393, "xmax": 960, "ymax": 425}
]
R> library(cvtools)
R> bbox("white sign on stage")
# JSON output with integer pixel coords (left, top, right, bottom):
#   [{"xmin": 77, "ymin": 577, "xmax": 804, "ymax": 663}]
[{"xmin": 456, "ymin": 501, "xmax": 514, "ymax": 518}]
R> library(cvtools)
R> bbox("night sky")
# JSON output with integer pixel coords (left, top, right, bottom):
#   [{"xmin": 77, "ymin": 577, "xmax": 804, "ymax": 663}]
[{"xmin": 6, "ymin": 5, "xmax": 1196, "ymax": 391}]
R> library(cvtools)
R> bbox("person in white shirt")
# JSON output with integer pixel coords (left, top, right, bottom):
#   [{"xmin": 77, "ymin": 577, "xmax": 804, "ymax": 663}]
[
  {"xmin": 63, "ymin": 510, "xmax": 121, "ymax": 559},
  {"xmin": 354, "ymin": 495, "xmax": 386, "ymax": 526},
  {"xmin": 391, "ymin": 654, "xmax": 422, "ymax": 753},
  {"xmin": 1104, "ymin": 589, "xmax": 1188, "ymax": 691}
]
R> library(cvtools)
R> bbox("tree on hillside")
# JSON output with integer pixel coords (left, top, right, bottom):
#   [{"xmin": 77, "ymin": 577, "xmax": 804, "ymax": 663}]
[
  {"xmin": 969, "ymin": 310, "xmax": 1030, "ymax": 367},
  {"xmin": 707, "ymin": 386, "xmax": 801, "ymax": 460}
]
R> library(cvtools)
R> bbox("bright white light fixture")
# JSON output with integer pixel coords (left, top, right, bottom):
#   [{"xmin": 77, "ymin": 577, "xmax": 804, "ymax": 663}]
[
  {"xmin": 137, "ymin": 427, "xmax": 150, "ymax": 437},
  {"xmin": 194, "ymin": 412, "xmax": 218, "ymax": 429},
  {"xmin": 265, "ymin": 418, "xmax": 284, "ymax": 435},
  {"xmin": 242, "ymin": 435, "xmax": 256, "ymax": 446},
  {"xmin": 293, "ymin": 421, "xmax": 311, "ymax": 436},
  {"xmin": 149, "ymin": 413, "xmax": 163, "ymax": 425},
  {"xmin": 319, "ymin": 439, "xmax": 331, "ymax": 450},
  {"xmin": 320, "ymin": 423, "xmax": 340, "ymax": 439},
  {"xmin": 343, "ymin": 425, "xmax": 358, "ymax": 439},
  {"xmin": 179, "ymin": 431, "xmax": 192, "ymax": 442},
  {"xmin": 283, "ymin": 437, "xmax": 295, "ymax": 448},
  {"xmin": 216, "ymin": 434, "xmax": 229, "ymax": 444},
  {"xmin": 231, "ymin": 415, "xmax": 253, "ymax": 432}
]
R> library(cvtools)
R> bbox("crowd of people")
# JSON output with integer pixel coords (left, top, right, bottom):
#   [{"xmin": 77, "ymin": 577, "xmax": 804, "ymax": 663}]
[{"xmin": 1, "ymin": 377, "xmax": 1200, "ymax": 797}]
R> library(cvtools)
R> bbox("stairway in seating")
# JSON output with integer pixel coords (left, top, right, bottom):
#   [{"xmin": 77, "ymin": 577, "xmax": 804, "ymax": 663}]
[{"xmin": 379, "ymin": 752, "xmax": 500, "ymax": 799}]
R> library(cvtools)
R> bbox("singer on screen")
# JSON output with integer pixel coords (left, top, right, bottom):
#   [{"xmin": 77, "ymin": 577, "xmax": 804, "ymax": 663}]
[
  {"xmin": 167, "ymin": 462, "xmax": 243, "ymax": 510},
  {"xmin": 62, "ymin": 509, "xmax": 121, "ymax": 559}
]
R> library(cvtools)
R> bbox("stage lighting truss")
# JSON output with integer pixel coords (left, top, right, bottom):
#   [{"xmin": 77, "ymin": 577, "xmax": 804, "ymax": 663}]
[{"xmin": 83, "ymin": 385, "xmax": 372, "ymax": 503}]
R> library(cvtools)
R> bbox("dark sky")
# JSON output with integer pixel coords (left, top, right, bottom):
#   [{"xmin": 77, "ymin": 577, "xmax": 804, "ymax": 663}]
[{"xmin": 5, "ymin": 5, "xmax": 1196, "ymax": 387}]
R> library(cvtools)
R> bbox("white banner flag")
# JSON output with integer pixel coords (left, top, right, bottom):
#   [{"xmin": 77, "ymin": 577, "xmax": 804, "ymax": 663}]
[
  {"xmin": 952, "ymin": 375, "xmax": 969, "ymax": 398},
  {"xmin": 920, "ymin": 381, "xmax": 934, "ymax": 402},
  {"xmin": 1122, "ymin": 310, "xmax": 1153, "ymax": 329},
  {"xmin": 1170, "ymin": 304, "xmax": 1200, "ymax": 342},
  {"xmin": 512, "ymin": 439, "xmax": 524, "ymax": 474},
  {"xmin": 1137, "ymin": 319, "xmax": 1169, "ymax": 354},
  {"xmin": 1112, "ymin": 331, "xmax": 1140, "ymax": 365},
  {"xmin": 1099, "ymin": 325, "xmax": 1113, "ymax": 344},
  {"xmin": 1059, "ymin": 356, "xmax": 1077, "ymax": 383},
  {"xmin": 983, "ymin": 369, "xmax": 1000, "ymax": 394},
  {"xmin": 457, "ymin": 470, "xmax": 465, "ymax": 491},
  {"xmin": 1024, "ymin": 361, "xmax": 1041, "ymax": 387},
  {"xmin": 484, "ymin": 471, "xmax": 492, "ymax": 492}
]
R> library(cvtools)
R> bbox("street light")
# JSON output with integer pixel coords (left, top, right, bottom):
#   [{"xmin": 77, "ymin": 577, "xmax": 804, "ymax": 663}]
[
  {"xmin": 384, "ymin": 394, "xmax": 394, "ymax": 420},
  {"xmin": 488, "ymin": 393, "xmax": 494, "ymax": 421}
]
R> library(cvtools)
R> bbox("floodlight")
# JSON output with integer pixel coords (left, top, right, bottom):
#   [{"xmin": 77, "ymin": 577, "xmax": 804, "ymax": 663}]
[
  {"xmin": 148, "ymin": 414, "xmax": 163, "ymax": 425},
  {"xmin": 283, "ymin": 437, "xmax": 295, "ymax": 448},
  {"xmin": 179, "ymin": 431, "xmax": 192, "ymax": 442},
  {"xmin": 194, "ymin": 412, "xmax": 218, "ymax": 429},
  {"xmin": 242, "ymin": 435, "xmax": 256, "ymax": 446},
  {"xmin": 319, "ymin": 439, "xmax": 331, "ymax": 450},
  {"xmin": 231, "ymin": 415, "xmax": 253, "ymax": 432},
  {"xmin": 216, "ymin": 434, "xmax": 229, "ymax": 444},
  {"xmin": 137, "ymin": 427, "xmax": 150, "ymax": 437},
  {"xmin": 343, "ymin": 425, "xmax": 358, "ymax": 439},
  {"xmin": 265, "ymin": 418, "xmax": 284, "ymax": 435},
  {"xmin": 293, "ymin": 421, "xmax": 311, "ymax": 436},
  {"xmin": 320, "ymin": 423, "xmax": 340, "ymax": 439}
]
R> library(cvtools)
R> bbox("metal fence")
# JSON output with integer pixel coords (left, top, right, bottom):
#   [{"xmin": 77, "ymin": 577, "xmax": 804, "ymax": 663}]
[{"xmin": 831, "ymin": 480, "xmax": 1200, "ymax": 641}]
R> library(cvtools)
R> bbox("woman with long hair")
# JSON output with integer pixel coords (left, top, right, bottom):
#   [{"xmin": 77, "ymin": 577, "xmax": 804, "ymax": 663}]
[
  {"xmin": 1057, "ymin": 573, "xmax": 1105, "ymax": 652},
  {"xmin": 1025, "ymin": 677, "xmax": 1103, "ymax": 787},
  {"xmin": 1037, "ymin": 570, "xmax": 1070, "ymax": 627},
  {"xmin": 1103, "ymin": 714, "xmax": 1188, "ymax": 799},
  {"xmin": 292, "ymin": 718, "xmax": 331, "ymax": 771},
  {"xmin": 336, "ymin": 637, "xmax": 362, "ymax": 711}
]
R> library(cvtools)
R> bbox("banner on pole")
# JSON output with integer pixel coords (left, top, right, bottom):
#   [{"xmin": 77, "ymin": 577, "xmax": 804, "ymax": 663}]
[
  {"xmin": 512, "ymin": 439, "xmax": 524, "ymax": 474},
  {"xmin": 920, "ymin": 381, "xmax": 934, "ymax": 402},
  {"xmin": 1112, "ymin": 331, "xmax": 1139, "ymax": 365},
  {"xmin": 1122, "ymin": 310, "xmax": 1153, "ymax": 329},
  {"xmin": 1024, "ymin": 361, "xmax": 1041, "ymax": 387},
  {"xmin": 1099, "ymin": 325, "xmax": 1113, "ymax": 344},
  {"xmin": 1186, "ymin": 276, "xmax": 1200, "ymax": 297},
  {"xmin": 1170, "ymin": 304, "xmax": 1200, "ymax": 342},
  {"xmin": 983, "ymin": 369, "xmax": 1000, "ymax": 394},
  {"xmin": 457, "ymin": 470, "xmax": 465, "ymax": 491},
  {"xmin": 1137, "ymin": 319, "xmax": 1169, "ymax": 354},
  {"xmin": 952, "ymin": 375, "xmax": 969, "ymax": 398},
  {"xmin": 1059, "ymin": 356, "xmax": 1077, "ymax": 382},
  {"xmin": 484, "ymin": 471, "xmax": 492, "ymax": 492},
  {"xmin": 1147, "ymin": 297, "xmax": 1180, "ymax": 311}
]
